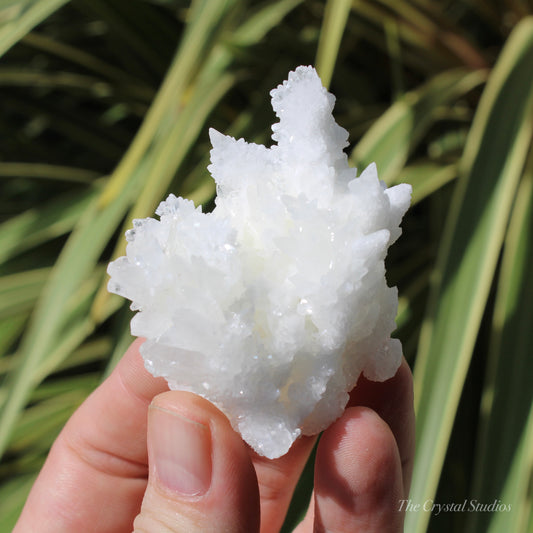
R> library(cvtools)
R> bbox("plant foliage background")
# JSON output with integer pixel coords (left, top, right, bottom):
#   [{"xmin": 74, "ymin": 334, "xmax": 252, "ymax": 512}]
[{"xmin": 0, "ymin": 1, "xmax": 532, "ymax": 532}]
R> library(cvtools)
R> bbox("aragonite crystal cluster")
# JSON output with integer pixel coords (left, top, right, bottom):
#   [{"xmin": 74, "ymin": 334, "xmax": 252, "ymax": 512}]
[{"xmin": 107, "ymin": 66, "xmax": 411, "ymax": 459}]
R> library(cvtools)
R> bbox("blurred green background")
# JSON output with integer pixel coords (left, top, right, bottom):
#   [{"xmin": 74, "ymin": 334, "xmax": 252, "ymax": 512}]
[{"xmin": 0, "ymin": 1, "xmax": 532, "ymax": 531}]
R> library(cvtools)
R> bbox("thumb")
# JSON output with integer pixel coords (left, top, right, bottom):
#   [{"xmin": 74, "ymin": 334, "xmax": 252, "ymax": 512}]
[{"xmin": 133, "ymin": 391, "xmax": 260, "ymax": 533}]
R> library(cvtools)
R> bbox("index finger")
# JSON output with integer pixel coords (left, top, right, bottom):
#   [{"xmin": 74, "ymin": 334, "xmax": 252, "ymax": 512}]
[{"xmin": 15, "ymin": 338, "xmax": 169, "ymax": 533}]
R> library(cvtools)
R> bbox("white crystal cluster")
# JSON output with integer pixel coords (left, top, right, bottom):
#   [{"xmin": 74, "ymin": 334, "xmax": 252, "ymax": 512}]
[{"xmin": 107, "ymin": 66, "xmax": 411, "ymax": 459}]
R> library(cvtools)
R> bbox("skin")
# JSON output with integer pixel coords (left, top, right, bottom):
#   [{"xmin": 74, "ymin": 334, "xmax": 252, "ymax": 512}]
[{"xmin": 14, "ymin": 338, "xmax": 415, "ymax": 533}]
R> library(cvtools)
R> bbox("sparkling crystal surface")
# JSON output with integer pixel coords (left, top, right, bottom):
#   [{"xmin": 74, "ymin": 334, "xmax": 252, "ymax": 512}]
[{"xmin": 107, "ymin": 66, "xmax": 411, "ymax": 459}]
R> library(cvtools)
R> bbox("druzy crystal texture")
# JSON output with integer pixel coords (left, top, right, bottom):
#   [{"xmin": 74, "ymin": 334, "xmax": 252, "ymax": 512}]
[{"xmin": 107, "ymin": 66, "xmax": 411, "ymax": 459}]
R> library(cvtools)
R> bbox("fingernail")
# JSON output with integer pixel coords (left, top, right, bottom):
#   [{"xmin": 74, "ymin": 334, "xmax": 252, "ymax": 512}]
[{"xmin": 148, "ymin": 405, "xmax": 212, "ymax": 496}]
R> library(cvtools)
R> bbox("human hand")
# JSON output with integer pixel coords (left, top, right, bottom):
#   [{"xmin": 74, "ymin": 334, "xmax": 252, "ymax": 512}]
[{"xmin": 14, "ymin": 338, "xmax": 415, "ymax": 532}]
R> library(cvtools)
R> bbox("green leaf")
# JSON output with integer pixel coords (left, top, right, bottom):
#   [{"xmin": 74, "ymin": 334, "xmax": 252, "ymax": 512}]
[
  {"xmin": 351, "ymin": 68, "xmax": 487, "ymax": 184},
  {"xmin": 468, "ymin": 151, "xmax": 533, "ymax": 533},
  {"xmin": 0, "ymin": 0, "xmax": 71, "ymax": 58},
  {"xmin": 20, "ymin": 31, "xmax": 154, "ymax": 96},
  {"xmin": 0, "ymin": 186, "xmax": 98, "ymax": 264},
  {"xmin": 408, "ymin": 17, "xmax": 533, "ymax": 533},
  {"xmin": 231, "ymin": 0, "xmax": 303, "ymax": 46},
  {"xmin": 0, "ymin": 315, "xmax": 27, "ymax": 362},
  {"xmin": 0, "ymin": 268, "xmax": 50, "ymax": 319},
  {"xmin": 400, "ymin": 162, "xmax": 457, "ymax": 205},
  {"xmin": 98, "ymin": 0, "xmax": 238, "ymax": 208},
  {"xmin": 0, "ymin": 473, "xmax": 37, "ymax": 533},
  {"xmin": 315, "ymin": 0, "xmax": 352, "ymax": 89},
  {"xmin": 0, "ymin": 162, "xmax": 98, "ymax": 183},
  {"xmin": 487, "ymin": 404, "xmax": 533, "ymax": 533}
]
